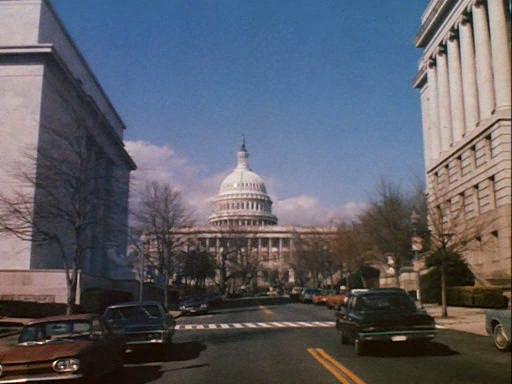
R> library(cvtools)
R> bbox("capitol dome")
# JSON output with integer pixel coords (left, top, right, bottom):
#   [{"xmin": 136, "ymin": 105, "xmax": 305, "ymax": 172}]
[{"xmin": 208, "ymin": 141, "xmax": 278, "ymax": 227}]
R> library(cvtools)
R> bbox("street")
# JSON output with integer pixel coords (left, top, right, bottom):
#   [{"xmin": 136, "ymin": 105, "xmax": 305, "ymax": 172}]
[{"xmin": 111, "ymin": 301, "xmax": 511, "ymax": 384}]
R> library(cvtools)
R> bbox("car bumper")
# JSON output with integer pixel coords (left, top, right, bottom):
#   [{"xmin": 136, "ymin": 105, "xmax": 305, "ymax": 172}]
[
  {"xmin": 358, "ymin": 329, "xmax": 438, "ymax": 342},
  {"xmin": 0, "ymin": 373, "xmax": 83, "ymax": 383}
]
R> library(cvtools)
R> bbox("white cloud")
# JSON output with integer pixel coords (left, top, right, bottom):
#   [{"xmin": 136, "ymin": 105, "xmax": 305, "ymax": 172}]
[
  {"xmin": 273, "ymin": 195, "xmax": 366, "ymax": 226},
  {"xmin": 125, "ymin": 141, "xmax": 366, "ymax": 226}
]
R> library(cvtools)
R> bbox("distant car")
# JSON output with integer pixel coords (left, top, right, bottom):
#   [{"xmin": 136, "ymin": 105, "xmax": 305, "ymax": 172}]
[
  {"xmin": 103, "ymin": 301, "xmax": 175, "ymax": 355},
  {"xmin": 326, "ymin": 292, "xmax": 348, "ymax": 309},
  {"xmin": 179, "ymin": 296, "xmax": 209, "ymax": 315},
  {"xmin": 206, "ymin": 293, "xmax": 224, "ymax": 306},
  {"xmin": 0, "ymin": 314, "xmax": 125, "ymax": 383},
  {"xmin": 312, "ymin": 290, "xmax": 333, "ymax": 305},
  {"xmin": 485, "ymin": 309, "xmax": 511, "ymax": 352},
  {"xmin": 300, "ymin": 288, "xmax": 323, "ymax": 303},
  {"xmin": 290, "ymin": 287, "xmax": 304, "ymax": 301},
  {"xmin": 336, "ymin": 288, "xmax": 437, "ymax": 355}
]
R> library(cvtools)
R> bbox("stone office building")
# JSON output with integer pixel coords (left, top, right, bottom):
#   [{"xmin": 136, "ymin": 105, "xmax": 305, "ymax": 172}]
[
  {"xmin": 413, "ymin": 0, "xmax": 511, "ymax": 286},
  {"xmin": 169, "ymin": 142, "xmax": 337, "ymax": 287},
  {"xmin": 0, "ymin": 0, "xmax": 136, "ymax": 303}
]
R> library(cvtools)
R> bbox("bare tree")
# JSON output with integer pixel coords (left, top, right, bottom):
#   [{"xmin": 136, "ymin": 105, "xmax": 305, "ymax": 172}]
[
  {"xmin": 0, "ymin": 123, "xmax": 106, "ymax": 314},
  {"xmin": 358, "ymin": 179, "xmax": 414, "ymax": 286},
  {"xmin": 426, "ymin": 187, "xmax": 487, "ymax": 318},
  {"xmin": 132, "ymin": 181, "xmax": 192, "ymax": 308},
  {"xmin": 332, "ymin": 222, "xmax": 367, "ymax": 289}
]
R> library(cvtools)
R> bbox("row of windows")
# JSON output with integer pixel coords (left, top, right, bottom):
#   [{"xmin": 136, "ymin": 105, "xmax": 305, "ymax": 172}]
[
  {"xmin": 229, "ymin": 182, "xmax": 265, "ymax": 192},
  {"xmin": 435, "ymin": 175, "xmax": 496, "ymax": 221},
  {"xmin": 211, "ymin": 219, "xmax": 275, "ymax": 227},
  {"xmin": 433, "ymin": 134, "xmax": 493, "ymax": 187},
  {"xmin": 217, "ymin": 200, "xmax": 270, "ymax": 211},
  {"xmin": 198, "ymin": 237, "xmax": 290, "ymax": 249}
]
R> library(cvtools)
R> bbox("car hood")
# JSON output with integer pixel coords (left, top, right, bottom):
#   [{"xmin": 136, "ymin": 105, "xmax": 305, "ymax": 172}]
[{"xmin": 0, "ymin": 338, "xmax": 93, "ymax": 364}]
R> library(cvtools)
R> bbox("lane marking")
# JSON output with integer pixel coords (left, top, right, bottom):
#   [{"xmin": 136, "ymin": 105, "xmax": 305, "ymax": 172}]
[
  {"xmin": 436, "ymin": 325, "xmax": 446, "ymax": 329},
  {"xmin": 175, "ymin": 321, "xmax": 336, "ymax": 331},
  {"xmin": 307, "ymin": 348, "xmax": 351, "ymax": 384},
  {"xmin": 307, "ymin": 348, "xmax": 367, "ymax": 384},
  {"xmin": 316, "ymin": 349, "xmax": 367, "ymax": 384}
]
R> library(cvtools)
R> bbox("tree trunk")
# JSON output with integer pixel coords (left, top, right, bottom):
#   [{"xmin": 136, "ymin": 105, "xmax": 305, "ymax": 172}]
[
  {"xmin": 66, "ymin": 269, "xmax": 78, "ymax": 315},
  {"xmin": 163, "ymin": 270, "xmax": 169, "ymax": 310},
  {"xmin": 441, "ymin": 263, "xmax": 448, "ymax": 318}
]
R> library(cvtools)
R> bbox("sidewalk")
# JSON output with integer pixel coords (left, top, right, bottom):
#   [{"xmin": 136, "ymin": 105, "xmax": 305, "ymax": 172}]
[{"xmin": 423, "ymin": 304, "xmax": 488, "ymax": 336}]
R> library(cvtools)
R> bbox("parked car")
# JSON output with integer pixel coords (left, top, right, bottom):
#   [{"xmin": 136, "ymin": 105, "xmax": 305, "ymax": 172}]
[
  {"xmin": 289, "ymin": 287, "xmax": 304, "ymax": 301},
  {"xmin": 0, "ymin": 314, "xmax": 125, "ymax": 383},
  {"xmin": 312, "ymin": 290, "xmax": 335, "ymax": 305},
  {"xmin": 326, "ymin": 291, "xmax": 349, "ymax": 309},
  {"xmin": 300, "ymin": 288, "xmax": 323, "ymax": 303},
  {"xmin": 336, "ymin": 288, "xmax": 437, "ymax": 355},
  {"xmin": 206, "ymin": 292, "xmax": 224, "ymax": 306},
  {"xmin": 179, "ymin": 296, "xmax": 209, "ymax": 315},
  {"xmin": 103, "ymin": 301, "xmax": 175, "ymax": 356},
  {"xmin": 485, "ymin": 308, "xmax": 511, "ymax": 351}
]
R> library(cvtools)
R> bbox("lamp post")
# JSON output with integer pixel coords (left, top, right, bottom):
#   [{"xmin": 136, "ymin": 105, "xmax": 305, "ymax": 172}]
[
  {"xmin": 440, "ymin": 232, "xmax": 452, "ymax": 318},
  {"xmin": 410, "ymin": 210, "xmax": 422, "ymax": 304},
  {"xmin": 139, "ymin": 233, "xmax": 146, "ymax": 303}
]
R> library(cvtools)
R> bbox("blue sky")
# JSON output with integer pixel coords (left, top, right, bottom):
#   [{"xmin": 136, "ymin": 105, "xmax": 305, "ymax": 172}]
[{"xmin": 52, "ymin": 0, "xmax": 427, "ymax": 224}]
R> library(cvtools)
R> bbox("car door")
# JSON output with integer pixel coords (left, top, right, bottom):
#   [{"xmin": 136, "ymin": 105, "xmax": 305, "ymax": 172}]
[
  {"xmin": 90, "ymin": 318, "xmax": 113, "ymax": 378},
  {"xmin": 344, "ymin": 297, "xmax": 359, "ymax": 340}
]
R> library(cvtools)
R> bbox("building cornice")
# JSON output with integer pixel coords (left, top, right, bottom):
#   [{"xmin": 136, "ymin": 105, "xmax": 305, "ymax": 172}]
[{"xmin": 0, "ymin": 44, "xmax": 136, "ymax": 170}]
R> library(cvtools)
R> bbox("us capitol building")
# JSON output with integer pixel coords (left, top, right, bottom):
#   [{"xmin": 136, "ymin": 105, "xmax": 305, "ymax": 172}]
[{"xmin": 170, "ymin": 141, "xmax": 336, "ymax": 286}]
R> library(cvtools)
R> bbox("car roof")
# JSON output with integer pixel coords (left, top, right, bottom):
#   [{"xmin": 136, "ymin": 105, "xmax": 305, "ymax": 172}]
[
  {"xmin": 351, "ymin": 288, "xmax": 406, "ymax": 296},
  {"xmin": 26, "ymin": 314, "xmax": 98, "ymax": 326},
  {"xmin": 105, "ymin": 301, "xmax": 163, "ymax": 310}
]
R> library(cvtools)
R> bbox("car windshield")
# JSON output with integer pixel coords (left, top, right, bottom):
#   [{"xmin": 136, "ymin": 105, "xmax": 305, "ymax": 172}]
[
  {"xmin": 19, "ymin": 321, "xmax": 91, "ymax": 344},
  {"xmin": 105, "ymin": 305, "xmax": 162, "ymax": 322},
  {"xmin": 356, "ymin": 293, "xmax": 416, "ymax": 312}
]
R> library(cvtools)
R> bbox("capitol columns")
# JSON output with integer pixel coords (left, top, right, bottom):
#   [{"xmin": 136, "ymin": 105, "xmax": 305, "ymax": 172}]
[
  {"xmin": 487, "ymin": 0, "xmax": 511, "ymax": 110},
  {"xmin": 472, "ymin": 0, "xmax": 495, "ymax": 119},
  {"xmin": 459, "ymin": 14, "xmax": 480, "ymax": 131},
  {"xmin": 447, "ymin": 30, "xmax": 466, "ymax": 142},
  {"xmin": 436, "ymin": 46, "xmax": 453, "ymax": 151},
  {"xmin": 427, "ymin": 59, "xmax": 441, "ymax": 160}
]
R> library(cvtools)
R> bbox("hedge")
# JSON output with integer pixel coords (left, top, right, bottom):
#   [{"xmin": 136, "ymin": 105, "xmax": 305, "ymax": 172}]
[{"xmin": 447, "ymin": 286, "xmax": 509, "ymax": 309}]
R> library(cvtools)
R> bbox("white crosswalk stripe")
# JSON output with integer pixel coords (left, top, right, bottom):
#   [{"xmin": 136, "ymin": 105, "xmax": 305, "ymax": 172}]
[{"xmin": 175, "ymin": 321, "xmax": 335, "ymax": 331}]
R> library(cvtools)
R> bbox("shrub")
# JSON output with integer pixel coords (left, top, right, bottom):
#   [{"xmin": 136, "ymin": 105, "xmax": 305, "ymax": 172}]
[{"xmin": 446, "ymin": 286, "xmax": 508, "ymax": 308}]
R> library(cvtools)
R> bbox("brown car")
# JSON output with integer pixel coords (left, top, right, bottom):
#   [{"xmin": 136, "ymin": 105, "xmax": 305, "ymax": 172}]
[
  {"xmin": 326, "ymin": 293, "xmax": 348, "ymax": 309},
  {"xmin": 0, "ymin": 314, "xmax": 125, "ymax": 383}
]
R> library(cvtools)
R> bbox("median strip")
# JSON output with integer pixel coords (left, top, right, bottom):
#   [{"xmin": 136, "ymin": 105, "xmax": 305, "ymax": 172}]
[{"xmin": 307, "ymin": 348, "xmax": 367, "ymax": 384}]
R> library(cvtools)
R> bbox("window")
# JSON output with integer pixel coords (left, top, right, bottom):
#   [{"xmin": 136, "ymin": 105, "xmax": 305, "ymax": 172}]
[
  {"xmin": 445, "ymin": 164, "xmax": 450, "ymax": 184},
  {"xmin": 488, "ymin": 176, "xmax": 496, "ymax": 209},
  {"xmin": 470, "ymin": 145, "xmax": 477, "ymax": 170},
  {"xmin": 456, "ymin": 155, "xmax": 463, "ymax": 179},
  {"xmin": 485, "ymin": 134, "xmax": 492, "ymax": 159},
  {"xmin": 473, "ymin": 184, "xmax": 480, "ymax": 216}
]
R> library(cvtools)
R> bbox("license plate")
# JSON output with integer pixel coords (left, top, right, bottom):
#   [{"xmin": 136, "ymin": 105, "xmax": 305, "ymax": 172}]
[{"xmin": 391, "ymin": 335, "xmax": 407, "ymax": 342}]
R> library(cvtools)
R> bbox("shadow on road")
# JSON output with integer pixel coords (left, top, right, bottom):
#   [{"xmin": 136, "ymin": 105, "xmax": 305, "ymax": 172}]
[
  {"xmin": 124, "ymin": 341, "xmax": 207, "ymax": 364},
  {"xmin": 207, "ymin": 307, "xmax": 261, "ymax": 316},
  {"xmin": 364, "ymin": 341, "xmax": 459, "ymax": 358}
]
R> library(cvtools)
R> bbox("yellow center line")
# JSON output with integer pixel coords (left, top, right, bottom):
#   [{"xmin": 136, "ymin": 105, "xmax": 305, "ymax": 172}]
[
  {"xmin": 306, "ymin": 348, "xmax": 351, "ymax": 384},
  {"xmin": 316, "ymin": 349, "xmax": 367, "ymax": 384},
  {"xmin": 258, "ymin": 305, "xmax": 273, "ymax": 316}
]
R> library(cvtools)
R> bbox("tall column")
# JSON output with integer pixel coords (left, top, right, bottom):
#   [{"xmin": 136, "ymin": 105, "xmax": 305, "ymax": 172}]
[
  {"xmin": 420, "ymin": 87, "xmax": 432, "ymax": 167},
  {"xmin": 447, "ymin": 32, "xmax": 466, "ymax": 142},
  {"xmin": 278, "ymin": 238, "xmax": 283, "ymax": 263},
  {"xmin": 459, "ymin": 15, "xmax": 480, "ymax": 130},
  {"xmin": 473, "ymin": 0, "xmax": 495, "ymax": 118},
  {"xmin": 437, "ymin": 48, "xmax": 453, "ymax": 152},
  {"xmin": 427, "ymin": 61, "xmax": 441, "ymax": 159},
  {"xmin": 487, "ymin": 0, "xmax": 512, "ymax": 109}
]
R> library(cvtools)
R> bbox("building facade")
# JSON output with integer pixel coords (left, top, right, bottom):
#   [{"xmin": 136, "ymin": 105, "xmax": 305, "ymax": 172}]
[
  {"xmin": 413, "ymin": 0, "xmax": 511, "ymax": 285},
  {"xmin": 169, "ymin": 143, "xmax": 336, "ymax": 287},
  {"xmin": 0, "ymin": 0, "xmax": 136, "ymax": 302}
]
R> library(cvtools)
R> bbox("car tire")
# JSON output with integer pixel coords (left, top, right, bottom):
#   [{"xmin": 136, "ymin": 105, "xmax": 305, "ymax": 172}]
[
  {"xmin": 493, "ymin": 323, "xmax": 511, "ymax": 352},
  {"xmin": 354, "ymin": 338, "xmax": 366, "ymax": 356}
]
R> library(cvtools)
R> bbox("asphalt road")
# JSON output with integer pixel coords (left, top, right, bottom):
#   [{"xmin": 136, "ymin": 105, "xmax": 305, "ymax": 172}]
[{"xmin": 107, "ymin": 301, "xmax": 511, "ymax": 384}]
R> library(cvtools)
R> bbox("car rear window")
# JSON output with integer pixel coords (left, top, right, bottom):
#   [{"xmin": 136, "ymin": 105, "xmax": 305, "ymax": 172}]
[
  {"xmin": 105, "ymin": 305, "xmax": 162, "ymax": 321},
  {"xmin": 356, "ymin": 293, "xmax": 416, "ymax": 312}
]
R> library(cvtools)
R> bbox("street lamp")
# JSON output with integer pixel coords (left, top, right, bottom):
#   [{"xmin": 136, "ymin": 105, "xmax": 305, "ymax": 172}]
[
  {"xmin": 410, "ymin": 210, "xmax": 422, "ymax": 304},
  {"xmin": 139, "ymin": 233, "xmax": 147, "ymax": 303}
]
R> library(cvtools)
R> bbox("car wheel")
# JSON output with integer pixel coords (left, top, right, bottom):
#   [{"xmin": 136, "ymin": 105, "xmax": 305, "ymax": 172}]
[
  {"xmin": 493, "ymin": 323, "xmax": 511, "ymax": 352},
  {"xmin": 354, "ymin": 338, "xmax": 366, "ymax": 356}
]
